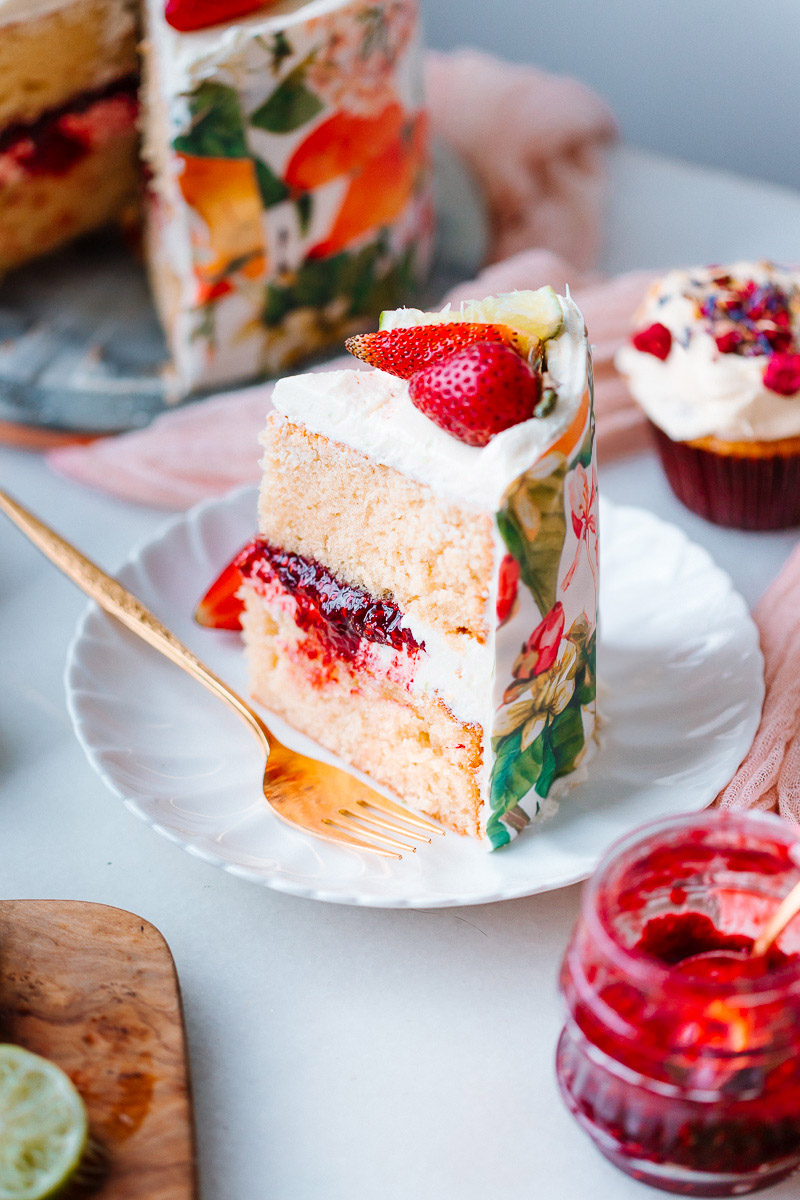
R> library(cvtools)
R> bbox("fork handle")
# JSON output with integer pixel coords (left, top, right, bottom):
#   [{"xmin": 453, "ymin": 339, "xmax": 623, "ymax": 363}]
[{"xmin": 0, "ymin": 488, "xmax": 273, "ymax": 752}]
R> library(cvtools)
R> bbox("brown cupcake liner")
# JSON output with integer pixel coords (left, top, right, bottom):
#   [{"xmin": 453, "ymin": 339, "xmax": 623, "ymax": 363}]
[{"xmin": 649, "ymin": 422, "xmax": 800, "ymax": 530}]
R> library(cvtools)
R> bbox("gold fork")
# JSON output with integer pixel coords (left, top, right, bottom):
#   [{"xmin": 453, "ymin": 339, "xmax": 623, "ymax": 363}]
[{"xmin": 0, "ymin": 489, "xmax": 444, "ymax": 859}]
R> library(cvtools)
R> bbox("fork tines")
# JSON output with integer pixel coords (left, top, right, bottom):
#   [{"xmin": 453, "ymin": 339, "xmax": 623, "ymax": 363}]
[{"xmin": 327, "ymin": 796, "xmax": 444, "ymax": 858}]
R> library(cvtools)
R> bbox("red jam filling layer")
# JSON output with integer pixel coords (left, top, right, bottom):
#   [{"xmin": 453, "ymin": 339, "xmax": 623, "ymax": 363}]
[
  {"xmin": 237, "ymin": 539, "xmax": 423, "ymax": 664},
  {"xmin": 0, "ymin": 77, "xmax": 139, "ymax": 183}
]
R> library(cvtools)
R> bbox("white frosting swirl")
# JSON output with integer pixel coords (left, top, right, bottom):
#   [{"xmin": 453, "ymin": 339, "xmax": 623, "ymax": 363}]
[{"xmin": 616, "ymin": 261, "xmax": 800, "ymax": 443}]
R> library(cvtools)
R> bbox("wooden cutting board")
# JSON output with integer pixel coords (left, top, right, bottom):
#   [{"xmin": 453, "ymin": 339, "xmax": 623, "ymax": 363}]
[{"xmin": 0, "ymin": 900, "xmax": 197, "ymax": 1199}]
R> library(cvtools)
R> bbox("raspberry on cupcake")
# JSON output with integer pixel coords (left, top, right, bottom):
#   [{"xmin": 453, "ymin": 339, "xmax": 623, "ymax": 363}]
[{"xmin": 617, "ymin": 261, "xmax": 800, "ymax": 529}]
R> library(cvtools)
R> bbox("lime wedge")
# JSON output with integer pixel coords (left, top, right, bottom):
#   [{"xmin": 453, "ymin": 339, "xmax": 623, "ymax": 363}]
[
  {"xmin": 379, "ymin": 307, "xmax": 450, "ymax": 331},
  {"xmin": 379, "ymin": 287, "xmax": 563, "ymax": 356},
  {"xmin": 463, "ymin": 287, "xmax": 563, "ymax": 353},
  {"xmin": 0, "ymin": 1045, "xmax": 88, "ymax": 1200}
]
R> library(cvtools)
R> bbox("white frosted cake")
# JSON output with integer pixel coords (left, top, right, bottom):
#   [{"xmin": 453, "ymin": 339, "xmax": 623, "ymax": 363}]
[
  {"xmin": 141, "ymin": 0, "xmax": 433, "ymax": 398},
  {"xmin": 198, "ymin": 288, "xmax": 599, "ymax": 847}
]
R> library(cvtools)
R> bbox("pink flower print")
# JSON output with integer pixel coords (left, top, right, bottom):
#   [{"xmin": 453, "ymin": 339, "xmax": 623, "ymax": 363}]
[
  {"xmin": 502, "ymin": 602, "xmax": 565, "ymax": 704},
  {"xmin": 562, "ymin": 463, "xmax": 598, "ymax": 598}
]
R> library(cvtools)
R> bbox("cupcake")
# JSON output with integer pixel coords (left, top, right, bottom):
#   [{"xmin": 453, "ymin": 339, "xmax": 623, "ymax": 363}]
[{"xmin": 616, "ymin": 261, "xmax": 800, "ymax": 529}]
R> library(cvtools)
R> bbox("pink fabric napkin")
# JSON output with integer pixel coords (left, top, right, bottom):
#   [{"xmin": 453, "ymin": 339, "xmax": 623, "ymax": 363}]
[
  {"xmin": 717, "ymin": 546, "xmax": 800, "ymax": 823},
  {"xmin": 425, "ymin": 50, "xmax": 617, "ymax": 269}
]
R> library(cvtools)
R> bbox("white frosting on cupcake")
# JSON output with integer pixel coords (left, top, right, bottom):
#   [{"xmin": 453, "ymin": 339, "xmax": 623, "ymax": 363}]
[{"xmin": 616, "ymin": 261, "xmax": 800, "ymax": 443}]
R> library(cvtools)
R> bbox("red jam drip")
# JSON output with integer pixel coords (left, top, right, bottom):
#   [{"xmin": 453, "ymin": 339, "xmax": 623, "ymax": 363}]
[
  {"xmin": 0, "ymin": 77, "xmax": 138, "ymax": 176},
  {"xmin": 236, "ymin": 539, "xmax": 423, "ymax": 663},
  {"xmin": 699, "ymin": 275, "xmax": 797, "ymax": 358}
]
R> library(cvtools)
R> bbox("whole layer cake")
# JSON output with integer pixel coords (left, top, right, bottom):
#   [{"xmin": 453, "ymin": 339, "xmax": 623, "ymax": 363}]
[
  {"xmin": 200, "ymin": 288, "xmax": 599, "ymax": 847},
  {"xmin": 0, "ymin": 0, "xmax": 139, "ymax": 273},
  {"xmin": 141, "ymin": 0, "xmax": 433, "ymax": 397},
  {"xmin": 0, "ymin": 0, "xmax": 432, "ymax": 400}
]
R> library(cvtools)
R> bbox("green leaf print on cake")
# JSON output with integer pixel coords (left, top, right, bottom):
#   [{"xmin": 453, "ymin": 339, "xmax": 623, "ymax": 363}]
[
  {"xmin": 250, "ymin": 61, "xmax": 324, "ymax": 133},
  {"xmin": 488, "ymin": 610, "xmax": 595, "ymax": 850},
  {"xmin": 575, "ymin": 418, "xmax": 594, "ymax": 470},
  {"xmin": 253, "ymin": 158, "xmax": 290, "ymax": 208},
  {"xmin": 262, "ymin": 240, "xmax": 419, "ymax": 330},
  {"xmin": 496, "ymin": 459, "xmax": 568, "ymax": 618},
  {"xmin": 295, "ymin": 192, "xmax": 314, "ymax": 235},
  {"xmin": 173, "ymin": 82, "xmax": 249, "ymax": 158}
]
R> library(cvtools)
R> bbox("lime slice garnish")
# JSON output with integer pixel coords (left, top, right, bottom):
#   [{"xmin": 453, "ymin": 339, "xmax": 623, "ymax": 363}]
[
  {"xmin": 379, "ymin": 306, "xmax": 447, "ymax": 331},
  {"xmin": 0, "ymin": 1045, "xmax": 88, "ymax": 1200},
  {"xmin": 380, "ymin": 286, "xmax": 563, "ymax": 356},
  {"xmin": 462, "ymin": 287, "xmax": 563, "ymax": 352}
]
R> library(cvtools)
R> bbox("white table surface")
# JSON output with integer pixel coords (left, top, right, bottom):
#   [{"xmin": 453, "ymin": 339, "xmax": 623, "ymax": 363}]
[{"xmin": 2, "ymin": 145, "xmax": 800, "ymax": 1200}]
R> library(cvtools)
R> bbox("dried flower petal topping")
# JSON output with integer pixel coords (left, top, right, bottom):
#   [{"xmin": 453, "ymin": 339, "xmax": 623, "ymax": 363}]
[
  {"xmin": 698, "ymin": 274, "xmax": 798, "ymax": 360},
  {"xmin": 714, "ymin": 331, "xmax": 742, "ymax": 355}
]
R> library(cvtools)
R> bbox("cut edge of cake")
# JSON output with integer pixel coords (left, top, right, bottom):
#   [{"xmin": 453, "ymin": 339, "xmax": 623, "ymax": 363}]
[{"xmin": 0, "ymin": 0, "xmax": 140, "ymax": 274}]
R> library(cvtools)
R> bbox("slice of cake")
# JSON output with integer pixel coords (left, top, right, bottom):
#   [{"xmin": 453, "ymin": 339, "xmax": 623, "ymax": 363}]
[
  {"xmin": 141, "ymin": 0, "xmax": 433, "ymax": 398},
  {"xmin": 199, "ymin": 287, "xmax": 599, "ymax": 848},
  {"xmin": 0, "ymin": 0, "xmax": 139, "ymax": 274}
]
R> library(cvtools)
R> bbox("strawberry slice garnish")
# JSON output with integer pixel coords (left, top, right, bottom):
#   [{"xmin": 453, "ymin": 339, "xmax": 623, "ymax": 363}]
[
  {"xmin": 194, "ymin": 543, "xmax": 254, "ymax": 630},
  {"xmin": 408, "ymin": 341, "xmax": 541, "ymax": 446},
  {"xmin": 165, "ymin": 0, "xmax": 274, "ymax": 31},
  {"xmin": 345, "ymin": 323, "xmax": 521, "ymax": 380}
]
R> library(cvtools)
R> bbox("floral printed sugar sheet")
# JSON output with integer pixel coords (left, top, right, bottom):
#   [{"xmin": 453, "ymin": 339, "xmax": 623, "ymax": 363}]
[
  {"xmin": 152, "ymin": 0, "xmax": 434, "ymax": 395},
  {"xmin": 489, "ymin": 374, "xmax": 598, "ymax": 849}
]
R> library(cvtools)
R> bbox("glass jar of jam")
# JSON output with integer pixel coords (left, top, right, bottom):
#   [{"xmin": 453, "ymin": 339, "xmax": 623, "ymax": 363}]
[{"xmin": 557, "ymin": 811, "xmax": 800, "ymax": 1196}]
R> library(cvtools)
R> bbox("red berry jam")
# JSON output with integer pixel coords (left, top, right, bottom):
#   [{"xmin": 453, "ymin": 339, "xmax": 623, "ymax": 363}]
[
  {"xmin": 557, "ymin": 812, "xmax": 800, "ymax": 1196},
  {"xmin": 0, "ymin": 77, "xmax": 138, "ymax": 178},
  {"xmin": 236, "ymin": 539, "xmax": 422, "ymax": 663}
]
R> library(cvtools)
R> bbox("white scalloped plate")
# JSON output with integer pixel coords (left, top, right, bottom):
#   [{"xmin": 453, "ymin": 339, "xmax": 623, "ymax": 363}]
[{"xmin": 64, "ymin": 489, "xmax": 764, "ymax": 908}]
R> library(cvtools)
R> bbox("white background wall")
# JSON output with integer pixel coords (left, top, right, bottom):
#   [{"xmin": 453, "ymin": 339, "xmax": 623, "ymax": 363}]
[{"xmin": 422, "ymin": 0, "xmax": 800, "ymax": 191}]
